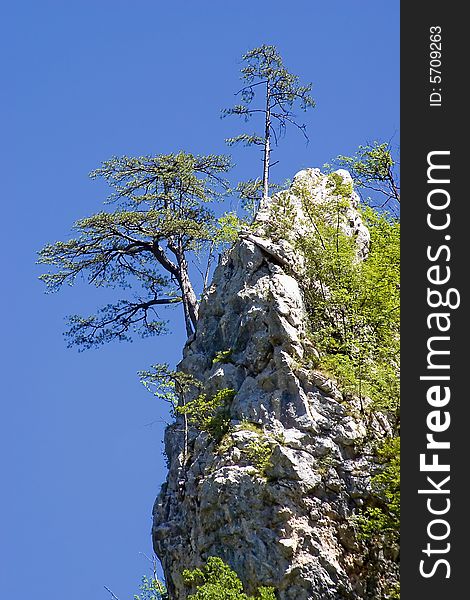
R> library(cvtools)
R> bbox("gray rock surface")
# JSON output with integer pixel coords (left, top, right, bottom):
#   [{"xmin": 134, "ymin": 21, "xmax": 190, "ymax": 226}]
[{"xmin": 152, "ymin": 170, "xmax": 397, "ymax": 599}]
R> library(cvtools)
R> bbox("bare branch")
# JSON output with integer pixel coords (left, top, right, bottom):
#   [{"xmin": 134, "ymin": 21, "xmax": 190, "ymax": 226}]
[
  {"xmin": 104, "ymin": 586, "xmax": 121, "ymax": 600},
  {"xmin": 234, "ymin": 80, "xmax": 268, "ymax": 95}
]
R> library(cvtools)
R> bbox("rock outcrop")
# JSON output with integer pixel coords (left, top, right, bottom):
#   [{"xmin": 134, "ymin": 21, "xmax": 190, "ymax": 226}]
[{"xmin": 152, "ymin": 169, "xmax": 397, "ymax": 599}]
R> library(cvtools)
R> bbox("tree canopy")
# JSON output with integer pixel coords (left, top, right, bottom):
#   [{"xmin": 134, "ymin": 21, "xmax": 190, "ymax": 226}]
[
  {"xmin": 223, "ymin": 44, "xmax": 315, "ymax": 206},
  {"xmin": 333, "ymin": 141, "xmax": 400, "ymax": 210},
  {"xmin": 38, "ymin": 151, "xmax": 237, "ymax": 346}
]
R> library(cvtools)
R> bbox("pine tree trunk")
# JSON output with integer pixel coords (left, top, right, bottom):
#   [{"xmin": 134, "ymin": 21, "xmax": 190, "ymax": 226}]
[
  {"xmin": 177, "ymin": 250, "xmax": 199, "ymax": 337},
  {"xmin": 262, "ymin": 81, "xmax": 271, "ymax": 202},
  {"xmin": 167, "ymin": 238, "xmax": 199, "ymax": 337}
]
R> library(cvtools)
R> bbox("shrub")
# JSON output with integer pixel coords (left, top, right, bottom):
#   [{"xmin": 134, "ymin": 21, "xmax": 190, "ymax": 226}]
[
  {"xmin": 295, "ymin": 180, "xmax": 400, "ymax": 427},
  {"xmin": 176, "ymin": 388, "xmax": 235, "ymax": 441},
  {"xmin": 134, "ymin": 575, "xmax": 167, "ymax": 600},
  {"xmin": 244, "ymin": 438, "xmax": 273, "ymax": 475},
  {"xmin": 353, "ymin": 436, "xmax": 400, "ymax": 544},
  {"xmin": 183, "ymin": 557, "xmax": 276, "ymax": 600},
  {"xmin": 212, "ymin": 349, "xmax": 234, "ymax": 365},
  {"xmin": 294, "ymin": 176, "xmax": 400, "ymax": 548}
]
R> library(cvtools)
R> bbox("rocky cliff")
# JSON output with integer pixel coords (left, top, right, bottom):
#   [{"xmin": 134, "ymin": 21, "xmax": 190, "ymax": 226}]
[{"xmin": 152, "ymin": 169, "xmax": 398, "ymax": 599}]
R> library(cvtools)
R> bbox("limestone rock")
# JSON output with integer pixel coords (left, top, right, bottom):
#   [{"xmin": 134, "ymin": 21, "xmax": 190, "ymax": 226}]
[{"xmin": 152, "ymin": 171, "xmax": 397, "ymax": 599}]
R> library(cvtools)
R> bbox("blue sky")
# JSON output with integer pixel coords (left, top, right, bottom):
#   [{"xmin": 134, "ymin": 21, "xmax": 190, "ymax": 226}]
[{"xmin": 1, "ymin": 2, "xmax": 399, "ymax": 598}]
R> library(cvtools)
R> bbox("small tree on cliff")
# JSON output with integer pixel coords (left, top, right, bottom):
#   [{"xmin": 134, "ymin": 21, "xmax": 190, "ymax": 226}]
[
  {"xmin": 223, "ymin": 44, "xmax": 315, "ymax": 206},
  {"xmin": 38, "ymin": 152, "xmax": 236, "ymax": 346},
  {"xmin": 333, "ymin": 141, "xmax": 400, "ymax": 208},
  {"xmin": 183, "ymin": 557, "xmax": 276, "ymax": 600}
]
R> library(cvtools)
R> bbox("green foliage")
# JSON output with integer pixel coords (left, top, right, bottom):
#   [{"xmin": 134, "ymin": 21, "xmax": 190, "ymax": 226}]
[
  {"xmin": 140, "ymin": 363, "xmax": 202, "ymax": 411},
  {"xmin": 216, "ymin": 432, "xmax": 236, "ymax": 456},
  {"xmin": 315, "ymin": 451, "xmax": 338, "ymax": 478},
  {"xmin": 387, "ymin": 581, "xmax": 400, "ymax": 599},
  {"xmin": 264, "ymin": 191, "xmax": 297, "ymax": 242},
  {"xmin": 212, "ymin": 213, "xmax": 244, "ymax": 245},
  {"xmin": 141, "ymin": 364, "xmax": 234, "ymax": 441},
  {"xmin": 244, "ymin": 438, "xmax": 273, "ymax": 475},
  {"xmin": 337, "ymin": 142, "xmax": 393, "ymax": 184},
  {"xmin": 332, "ymin": 141, "xmax": 400, "ymax": 209},
  {"xmin": 296, "ymin": 178, "xmax": 400, "ymax": 427},
  {"xmin": 233, "ymin": 45, "xmax": 315, "ymax": 112},
  {"xmin": 236, "ymin": 179, "xmax": 283, "ymax": 216},
  {"xmin": 141, "ymin": 364, "xmax": 232, "ymax": 436},
  {"xmin": 223, "ymin": 44, "xmax": 315, "ymax": 201},
  {"xmin": 327, "ymin": 172, "xmax": 353, "ymax": 205},
  {"xmin": 212, "ymin": 349, "xmax": 233, "ymax": 365},
  {"xmin": 183, "ymin": 557, "xmax": 276, "ymax": 600},
  {"xmin": 237, "ymin": 421, "xmax": 263, "ymax": 434},
  {"xmin": 176, "ymin": 388, "xmax": 235, "ymax": 441},
  {"xmin": 38, "ymin": 151, "xmax": 234, "ymax": 345},
  {"xmin": 294, "ymin": 175, "xmax": 400, "ymax": 548},
  {"xmin": 134, "ymin": 575, "xmax": 167, "ymax": 600},
  {"xmin": 225, "ymin": 133, "xmax": 264, "ymax": 147},
  {"xmin": 354, "ymin": 437, "xmax": 400, "ymax": 544}
]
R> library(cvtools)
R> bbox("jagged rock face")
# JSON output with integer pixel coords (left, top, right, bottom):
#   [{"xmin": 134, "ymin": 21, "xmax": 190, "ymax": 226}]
[{"xmin": 152, "ymin": 170, "xmax": 396, "ymax": 599}]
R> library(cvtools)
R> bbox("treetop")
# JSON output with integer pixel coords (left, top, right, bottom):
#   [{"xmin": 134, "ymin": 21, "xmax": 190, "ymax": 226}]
[{"xmin": 90, "ymin": 151, "xmax": 233, "ymax": 208}]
